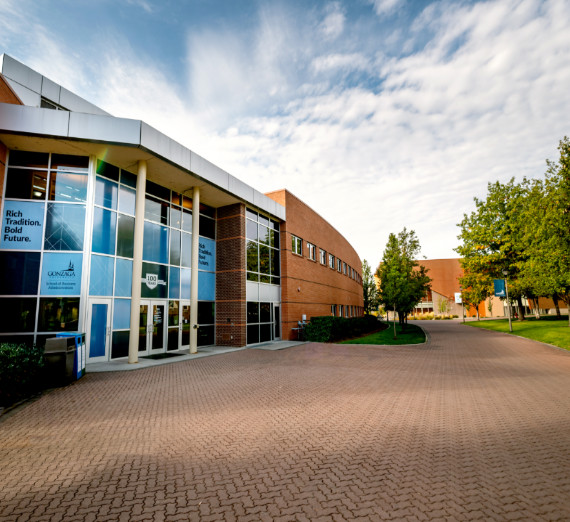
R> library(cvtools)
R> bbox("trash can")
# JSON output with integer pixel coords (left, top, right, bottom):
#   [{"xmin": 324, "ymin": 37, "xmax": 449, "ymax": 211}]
[
  {"xmin": 56, "ymin": 333, "xmax": 86, "ymax": 379},
  {"xmin": 44, "ymin": 336, "xmax": 77, "ymax": 386}
]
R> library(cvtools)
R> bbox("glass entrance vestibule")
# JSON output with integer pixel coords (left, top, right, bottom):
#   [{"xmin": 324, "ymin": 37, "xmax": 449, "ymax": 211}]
[{"xmin": 0, "ymin": 150, "xmax": 218, "ymax": 362}]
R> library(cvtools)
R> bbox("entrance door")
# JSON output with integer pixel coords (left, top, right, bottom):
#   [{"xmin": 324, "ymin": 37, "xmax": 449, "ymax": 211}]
[
  {"xmin": 273, "ymin": 304, "xmax": 281, "ymax": 341},
  {"xmin": 87, "ymin": 298, "xmax": 112, "ymax": 362},
  {"xmin": 181, "ymin": 302, "xmax": 191, "ymax": 350},
  {"xmin": 140, "ymin": 300, "xmax": 166, "ymax": 354}
]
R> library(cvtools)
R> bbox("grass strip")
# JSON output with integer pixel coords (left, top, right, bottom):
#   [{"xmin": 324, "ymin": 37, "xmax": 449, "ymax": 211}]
[
  {"xmin": 466, "ymin": 316, "xmax": 570, "ymax": 351},
  {"xmin": 339, "ymin": 323, "xmax": 425, "ymax": 345}
]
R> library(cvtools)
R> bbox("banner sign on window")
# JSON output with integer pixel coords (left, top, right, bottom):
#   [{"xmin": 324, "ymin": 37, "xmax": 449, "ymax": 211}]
[
  {"xmin": 198, "ymin": 238, "xmax": 216, "ymax": 271},
  {"xmin": 454, "ymin": 292, "xmax": 462, "ymax": 304},
  {"xmin": 41, "ymin": 253, "xmax": 83, "ymax": 295},
  {"xmin": 494, "ymin": 279, "xmax": 506, "ymax": 297},
  {"xmin": 0, "ymin": 201, "xmax": 44, "ymax": 250},
  {"xmin": 141, "ymin": 262, "xmax": 168, "ymax": 298}
]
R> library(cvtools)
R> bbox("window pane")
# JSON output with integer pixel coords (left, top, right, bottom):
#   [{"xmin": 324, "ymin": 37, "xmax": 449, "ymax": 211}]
[
  {"xmin": 181, "ymin": 232, "xmax": 192, "ymax": 267},
  {"xmin": 247, "ymin": 302, "xmax": 259, "ymax": 324},
  {"xmin": 141, "ymin": 262, "xmax": 168, "ymax": 299},
  {"xmin": 181, "ymin": 268, "xmax": 191, "ymax": 300},
  {"xmin": 145, "ymin": 195, "xmax": 169, "ymax": 225},
  {"xmin": 198, "ymin": 301, "xmax": 215, "ymax": 324},
  {"xmin": 0, "ymin": 252, "xmax": 40, "ymax": 294},
  {"xmin": 96, "ymin": 160, "xmax": 119, "ymax": 181},
  {"xmin": 38, "ymin": 297, "xmax": 80, "ymax": 332},
  {"xmin": 118, "ymin": 186, "xmax": 136, "ymax": 215},
  {"xmin": 259, "ymin": 225, "xmax": 270, "ymax": 245},
  {"xmin": 49, "ymin": 171, "xmax": 88, "ymax": 202},
  {"xmin": 247, "ymin": 272, "xmax": 259, "ymax": 282},
  {"xmin": 5, "ymin": 168, "xmax": 47, "ymax": 200},
  {"xmin": 169, "ymin": 267, "xmax": 180, "ymax": 299},
  {"xmin": 51, "ymin": 154, "xmax": 89, "ymax": 170},
  {"xmin": 259, "ymin": 214, "xmax": 269, "ymax": 227},
  {"xmin": 259, "ymin": 244, "xmax": 270, "ymax": 274},
  {"xmin": 199, "ymin": 217, "xmax": 215, "ymax": 239},
  {"xmin": 0, "ymin": 298, "xmax": 37, "ymax": 332},
  {"xmin": 168, "ymin": 301, "xmax": 179, "ymax": 327},
  {"xmin": 115, "ymin": 258, "xmax": 132, "ymax": 297},
  {"xmin": 247, "ymin": 324, "xmax": 259, "ymax": 344},
  {"xmin": 89, "ymin": 254, "xmax": 114, "ymax": 296},
  {"xmin": 270, "ymin": 249, "xmax": 280, "ymax": 276},
  {"xmin": 247, "ymin": 241, "xmax": 258, "ymax": 272},
  {"xmin": 246, "ymin": 220, "xmax": 258, "ymax": 241},
  {"xmin": 44, "ymin": 204, "xmax": 85, "ymax": 251},
  {"xmin": 111, "ymin": 331, "xmax": 130, "ymax": 359},
  {"xmin": 260, "ymin": 302, "xmax": 271, "ymax": 323},
  {"xmin": 9, "ymin": 150, "xmax": 48, "ymax": 168},
  {"xmin": 260, "ymin": 323, "xmax": 271, "ymax": 342},
  {"xmin": 92, "ymin": 207, "xmax": 117, "ymax": 255},
  {"xmin": 95, "ymin": 177, "xmax": 118, "ymax": 209},
  {"xmin": 181, "ymin": 209, "xmax": 192, "ymax": 233},
  {"xmin": 120, "ymin": 170, "xmax": 137, "ymax": 188},
  {"xmin": 113, "ymin": 299, "xmax": 131, "ymax": 330},
  {"xmin": 197, "ymin": 324, "xmax": 215, "ymax": 346},
  {"xmin": 117, "ymin": 214, "xmax": 135, "ymax": 258},
  {"xmin": 170, "ymin": 206, "xmax": 182, "ymax": 229},
  {"xmin": 143, "ymin": 222, "xmax": 169, "ymax": 264},
  {"xmin": 246, "ymin": 208, "xmax": 257, "ymax": 221},
  {"xmin": 146, "ymin": 180, "xmax": 170, "ymax": 201},
  {"xmin": 170, "ymin": 229, "xmax": 181, "ymax": 265}
]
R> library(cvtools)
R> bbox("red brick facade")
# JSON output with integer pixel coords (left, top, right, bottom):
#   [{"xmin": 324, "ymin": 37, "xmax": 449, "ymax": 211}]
[
  {"xmin": 266, "ymin": 190, "xmax": 364, "ymax": 340},
  {"xmin": 216, "ymin": 203, "xmax": 247, "ymax": 346}
]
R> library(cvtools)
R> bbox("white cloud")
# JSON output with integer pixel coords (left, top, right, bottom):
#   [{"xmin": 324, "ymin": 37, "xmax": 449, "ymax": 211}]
[
  {"xmin": 311, "ymin": 53, "xmax": 370, "ymax": 74},
  {"xmin": 319, "ymin": 2, "xmax": 346, "ymax": 39},
  {"xmin": 370, "ymin": 0, "xmax": 404, "ymax": 16}
]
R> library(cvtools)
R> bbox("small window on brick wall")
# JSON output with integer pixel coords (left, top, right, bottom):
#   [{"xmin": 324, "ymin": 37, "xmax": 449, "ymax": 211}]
[
  {"xmin": 307, "ymin": 242, "xmax": 316, "ymax": 261},
  {"xmin": 319, "ymin": 249, "xmax": 326, "ymax": 265},
  {"xmin": 292, "ymin": 235, "xmax": 302, "ymax": 256}
]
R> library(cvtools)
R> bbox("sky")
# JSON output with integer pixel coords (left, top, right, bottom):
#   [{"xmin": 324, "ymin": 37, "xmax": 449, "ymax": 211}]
[{"xmin": 1, "ymin": 0, "xmax": 569, "ymax": 270}]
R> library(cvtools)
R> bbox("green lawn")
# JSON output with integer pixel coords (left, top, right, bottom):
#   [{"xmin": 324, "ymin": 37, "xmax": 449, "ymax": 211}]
[
  {"xmin": 339, "ymin": 323, "xmax": 426, "ymax": 345},
  {"xmin": 466, "ymin": 316, "xmax": 570, "ymax": 351}
]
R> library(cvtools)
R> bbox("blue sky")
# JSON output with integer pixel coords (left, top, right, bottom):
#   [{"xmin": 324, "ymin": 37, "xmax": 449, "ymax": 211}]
[{"xmin": 2, "ymin": 0, "xmax": 569, "ymax": 270}]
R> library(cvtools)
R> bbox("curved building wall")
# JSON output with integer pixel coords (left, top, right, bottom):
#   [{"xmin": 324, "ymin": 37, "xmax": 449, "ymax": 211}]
[{"xmin": 266, "ymin": 190, "xmax": 363, "ymax": 340}]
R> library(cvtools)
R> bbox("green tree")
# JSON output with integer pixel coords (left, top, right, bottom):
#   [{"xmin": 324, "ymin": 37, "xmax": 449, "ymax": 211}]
[
  {"xmin": 459, "ymin": 269, "xmax": 493, "ymax": 320},
  {"xmin": 456, "ymin": 178, "xmax": 529, "ymax": 320},
  {"xmin": 376, "ymin": 228, "xmax": 431, "ymax": 337},
  {"xmin": 362, "ymin": 259, "xmax": 378, "ymax": 315}
]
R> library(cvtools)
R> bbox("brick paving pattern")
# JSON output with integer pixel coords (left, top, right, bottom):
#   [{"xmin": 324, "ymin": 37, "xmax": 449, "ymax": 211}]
[{"xmin": 1, "ymin": 320, "xmax": 569, "ymax": 521}]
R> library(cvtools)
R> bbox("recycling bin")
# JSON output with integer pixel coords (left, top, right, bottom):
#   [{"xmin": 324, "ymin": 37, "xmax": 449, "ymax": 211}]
[
  {"xmin": 56, "ymin": 333, "xmax": 86, "ymax": 379},
  {"xmin": 44, "ymin": 336, "xmax": 76, "ymax": 386}
]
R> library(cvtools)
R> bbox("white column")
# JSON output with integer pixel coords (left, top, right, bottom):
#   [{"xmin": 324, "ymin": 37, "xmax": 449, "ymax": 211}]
[
  {"xmin": 128, "ymin": 160, "xmax": 147, "ymax": 363},
  {"xmin": 190, "ymin": 186, "xmax": 200, "ymax": 353}
]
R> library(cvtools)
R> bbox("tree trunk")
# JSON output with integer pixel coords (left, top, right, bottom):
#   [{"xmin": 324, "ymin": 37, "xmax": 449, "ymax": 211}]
[
  {"xmin": 553, "ymin": 295, "xmax": 561, "ymax": 318},
  {"xmin": 516, "ymin": 296, "xmax": 526, "ymax": 320},
  {"xmin": 532, "ymin": 298, "xmax": 540, "ymax": 319},
  {"xmin": 393, "ymin": 306, "xmax": 397, "ymax": 339}
]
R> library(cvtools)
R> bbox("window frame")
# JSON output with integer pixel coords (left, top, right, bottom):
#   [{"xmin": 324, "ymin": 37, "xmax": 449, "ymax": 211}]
[{"xmin": 292, "ymin": 235, "xmax": 302, "ymax": 256}]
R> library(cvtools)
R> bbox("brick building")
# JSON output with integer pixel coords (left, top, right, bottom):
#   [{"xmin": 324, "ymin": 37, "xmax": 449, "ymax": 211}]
[{"xmin": 0, "ymin": 54, "xmax": 363, "ymax": 365}]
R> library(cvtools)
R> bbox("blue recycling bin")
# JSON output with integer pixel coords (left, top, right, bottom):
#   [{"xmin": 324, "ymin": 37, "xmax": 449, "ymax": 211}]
[{"xmin": 56, "ymin": 333, "xmax": 86, "ymax": 379}]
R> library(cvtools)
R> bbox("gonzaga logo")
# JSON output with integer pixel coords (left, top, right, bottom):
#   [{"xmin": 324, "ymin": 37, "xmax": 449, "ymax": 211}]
[
  {"xmin": 48, "ymin": 260, "xmax": 76, "ymax": 277},
  {"xmin": 143, "ymin": 273, "xmax": 166, "ymax": 290}
]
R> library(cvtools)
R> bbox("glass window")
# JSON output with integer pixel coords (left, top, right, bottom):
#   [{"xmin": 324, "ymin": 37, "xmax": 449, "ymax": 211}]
[
  {"xmin": 247, "ymin": 241, "xmax": 258, "ymax": 272},
  {"xmin": 118, "ymin": 186, "xmax": 136, "ymax": 215},
  {"xmin": 95, "ymin": 177, "xmax": 118, "ymax": 210},
  {"xmin": 320, "ymin": 249, "xmax": 326, "ymax": 265},
  {"xmin": 270, "ymin": 249, "xmax": 280, "ymax": 276},
  {"xmin": 181, "ymin": 268, "xmax": 191, "ymax": 300},
  {"xmin": 115, "ymin": 258, "xmax": 132, "ymax": 297},
  {"xmin": 0, "ymin": 298, "xmax": 37, "ymax": 332},
  {"xmin": 292, "ymin": 235, "xmax": 302, "ymax": 255},
  {"xmin": 111, "ymin": 331, "xmax": 130, "ymax": 359},
  {"xmin": 260, "ymin": 323, "xmax": 271, "ymax": 342},
  {"xmin": 199, "ymin": 217, "xmax": 215, "ymax": 239},
  {"xmin": 89, "ymin": 254, "xmax": 114, "ymax": 296},
  {"xmin": 169, "ymin": 267, "xmax": 180, "ymax": 299},
  {"xmin": 146, "ymin": 180, "xmax": 170, "ymax": 201},
  {"xmin": 5, "ymin": 168, "xmax": 48, "ymax": 200},
  {"xmin": 96, "ymin": 159, "xmax": 119, "ymax": 181},
  {"xmin": 337, "ymin": 258, "xmax": 342, "ymax": 272},
  {"xmin": 145, "ymin": 195, "xmax": 169, "ymax": 225},
  {"xmin": 38, "ymin": 297, "xmax": 80, "ymax": 332},
  {"xmin": 170, "ymin": 206, "xmax": 182, "ymax": 229},
  {"xmin": 51, "ymin": 154, "xmax": 89, "ymax": 171},
  {"xmin": 247, "ymin": 302, "xmax": 259, "ymax": 323},
  {"xmin": 170, "ymin": 229, "xmax": 181, "ymax": 266},
  {"xmin": 44, "ymin": 203, "xmax": 85, "ymax": 251},
  {"xmin": 143, "ymin": 222, "xmax": 169, "ymax": 264},
  {"xmin": 113, "ymin": 299, "xmax": 131, "ymax": 330},
  {"xmin": 329, "ymin": 254, "xmax": 335, "ymax": 269},
  {"xmin": 260, "ymin": 302, "xmax": 271, "ymax": 323},
  {"xmin": 246, "ymin": 219, "xmax": 258, "ymax": 241},
  {"xmin": 198, "ymin": 271, "xmax": 216, "ymax": 301},
  {"xmin": 246, "ymin": 208, "xmax": 257, "ymax": 221},
  {"xmin": 247, "ymin": 324, "xmax": 259, "ymax": 344},
  {"xmin": 116, "ymin": 215, "xmax": 134, "ymax": 258},
  {"xmin": 198, "ymin": 301, "xmax": 215, "ymax": 324},
  {"xmin": 258, "ymin": 214, "xmax": 269, "ymax": 227},
  {"xmin": 0, "ymin": 252, "xmax": 40, "ymax": 295},
  {"xmin": 120, "ymin": 170, "xmax": 137, "ymax": 188},
  {"xmin": 307, "ymin": 243, "xmax": 316, "ymax": 261},
  {"xmin": 9, "ymin": 150, "xmax": 48, "ymax": 168},
  {"xmin": 169, "ymin": 300, "xmax": 179, "ymax": 327},
  {"xmin": 92, "ymin": 207, "xmax": 117, "ymax": 255},
  {"xmin": 141, "ymin": 263, "xmax": 168, "ymax": 299},
  {"xmin": 49, "ymin": 170, "xmax": 88, "ymax": 202},
  {"xmin": 181, "ymin": 209, "xmax": 192, "ymax": 233},
  {"xmin": 197, "ymin": 325, "xmax": 215, "ymax": 346},
  {"xmin": 181, "ymin": 232, "xmax": 192, "ymax": 267},
  {"xmin": 259, "ymin": 244, "xmax": 270, "ymax": 274}
]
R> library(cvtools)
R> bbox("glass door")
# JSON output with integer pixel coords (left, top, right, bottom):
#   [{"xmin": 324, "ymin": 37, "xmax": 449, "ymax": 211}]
[
  {"xmin": 87, "ymin": 298, "xmax": 112, "ymax": 362},
  {"xmin": 181, "ymin": 302, "xmax": 190, "ymax": 349},
  {"xmin": 167, "ymin": 300, "xmax": 179, "ymax": 351},
  {"xmin": 273, "ymin": 304, "xmax": 281, "ymax": 340},
  {"xmin": 140, "ymin": 300, "xmax": 166, "ymax": 354}
]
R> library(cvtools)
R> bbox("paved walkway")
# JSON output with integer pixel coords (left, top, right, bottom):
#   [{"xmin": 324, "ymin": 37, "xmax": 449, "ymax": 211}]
[{"xmin": 1, "ymin": 321, "xmax": 569, "ymax": 521}]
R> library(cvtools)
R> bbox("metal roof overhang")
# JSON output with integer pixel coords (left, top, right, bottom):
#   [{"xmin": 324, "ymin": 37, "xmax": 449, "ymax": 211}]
[{"xmin": 0, "ymin": 103, "xmax": 286, "ymax": 220}]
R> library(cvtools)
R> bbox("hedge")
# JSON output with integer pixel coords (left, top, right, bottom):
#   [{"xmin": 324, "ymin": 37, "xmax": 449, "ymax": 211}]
[
  {"xmin": 0, "ymin": 343, "xmax": 45, "ymax": 408},
  {"xmin": 304, "ymin": 315, "xmax": 382, "ymax": 343}
]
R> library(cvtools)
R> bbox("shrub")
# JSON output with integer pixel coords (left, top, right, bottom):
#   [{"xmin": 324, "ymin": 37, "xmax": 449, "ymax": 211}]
[
  {"xmin": 304, "ymin": 315, "xmax": 382, "ymax": 343},
  {"xmin": 0, "ymin": 343, "xmax": 45, "ymax": 408}
]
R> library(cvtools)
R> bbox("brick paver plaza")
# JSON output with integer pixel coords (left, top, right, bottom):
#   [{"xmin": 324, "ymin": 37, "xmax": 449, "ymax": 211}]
[{"xmin": 1, "ymin": 321, "xmax": 569, "ymax": 521}]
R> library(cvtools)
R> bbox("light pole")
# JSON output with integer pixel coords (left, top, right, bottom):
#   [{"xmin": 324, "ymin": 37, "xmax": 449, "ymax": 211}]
[
  {"xmin": 459, "ymin": 285, "xmax": 465, "ymax": 323},
  {"xmin": 502, "ymin": 270, "xmax": 513, "ymax": 333}
]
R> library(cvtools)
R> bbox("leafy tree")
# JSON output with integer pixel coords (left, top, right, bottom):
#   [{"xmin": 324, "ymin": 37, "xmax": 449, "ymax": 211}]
[
  {"xmin": 362, "ymin": 259, "xmax": 378, "ymax": 315},
  {"xmin": 456, "ymin": 178, "xmax": 528, "ymax": 320},
  {"xmin": 376, "ymin": 228, "xmax": 431, "ymax": 337},
  {"xmin": 459, "ymin": 269, "xmax": 493, "ymax": 320}
]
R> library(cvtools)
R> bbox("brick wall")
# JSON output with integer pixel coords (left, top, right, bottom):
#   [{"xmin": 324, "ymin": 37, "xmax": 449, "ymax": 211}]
[
  {"xmin": 216, "ymin": 203, "xmax": 246, "ymax": 346},
  {"xmin": 266, "ymin": 190, "xmax": 364, "ymax": 340}
]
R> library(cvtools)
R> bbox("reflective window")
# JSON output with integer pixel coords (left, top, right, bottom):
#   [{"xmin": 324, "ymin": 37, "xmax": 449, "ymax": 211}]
[
  {"xmin": 118, "ymin": 186, "xmax": 136, "ymax": 215},
  {"xmin": 38, "ymin": 297, "xmax": 80, "ymax": 332},
  {"xmin": 89, "ymin": 254, "xmax": 114, "ymax": 296},
  {"xmin": 116, "ymin": 215, "xmax": 134, "ymax": 258},
  {"xmin": 181, "ymin": 232, "xmax": 192, "ymax": 267},
  {"xmin": 92, "ymin": 207, "xmax": 117, "ymax": 255},
  {"xmin": 115, "ymin": 258, "xmax": 133, "ymax": 297},
  {"xmin": 113, "ymin": 299, "xmax": 131, "ymax": 330},
  {"xmin": 245, "ymin": 209, "xmax": 280, "ymax": 285},
  {"xmin": 95, "ymin": 177, "xmax": 118, "ymax": 210},
  {"xmin": 0, "ymin": 252, "xmax": 40, "ymax": 295},
  {"xmin": 5, "ymin": 168, "xmax": 47, "ymax": 200},
  {"xmin": 49, "ymin": 170, "xmax": 88, "ymax": 202},
  {"xmin": 44, "ymin": 203, "xmax": 85, "ymax": 251},
  {"xmin": 170, "ymin": 229, "xmax": 181, "ymax": 266},
  {"xmin": 143, "ymin": 222, "xmax": 169, "ymax": 264},
  {"xmin": 169, "ymin": 267, "xmax": 180, "ymax": 299}
]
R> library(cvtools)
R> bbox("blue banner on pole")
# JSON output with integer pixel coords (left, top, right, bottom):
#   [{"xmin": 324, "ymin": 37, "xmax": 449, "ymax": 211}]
[{"xmin": 494, "ymin": 279, "xmax": 506, "ymax": 297}]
